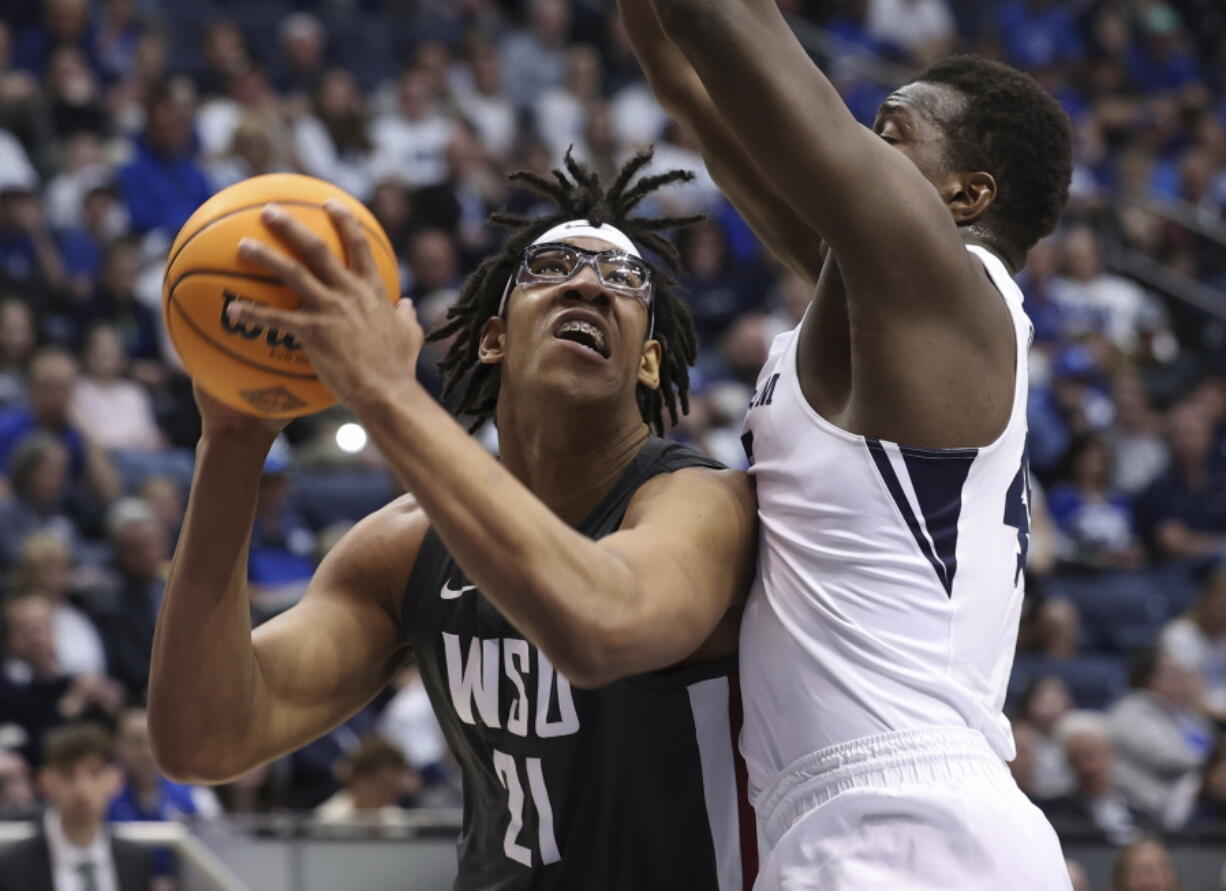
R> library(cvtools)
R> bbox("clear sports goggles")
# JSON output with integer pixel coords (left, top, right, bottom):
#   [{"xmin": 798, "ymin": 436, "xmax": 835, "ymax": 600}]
[{"xmin": 516, "ymin": 243, "xmax": 654, "ymax": 305}]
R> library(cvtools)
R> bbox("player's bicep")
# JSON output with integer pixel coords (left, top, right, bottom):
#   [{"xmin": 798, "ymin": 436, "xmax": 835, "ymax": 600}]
[
  {"xmin": 247, "ymin": 499, "xmax": 425, "ymax": 759},
  {"xmin": 597, "ymin": 468, "xmax": 756, "ymax": 672}
]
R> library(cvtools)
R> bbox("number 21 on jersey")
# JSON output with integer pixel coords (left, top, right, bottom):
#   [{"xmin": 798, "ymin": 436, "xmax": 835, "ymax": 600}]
[{"xmin": 493, "ymin": 750, "xmax": 560, "ymax": 867}]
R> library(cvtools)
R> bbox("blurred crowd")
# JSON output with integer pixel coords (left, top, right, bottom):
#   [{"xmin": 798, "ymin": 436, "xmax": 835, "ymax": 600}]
[{"xmin": 0, "ymin": 0, "xmax": 1224, "ymax": 884}]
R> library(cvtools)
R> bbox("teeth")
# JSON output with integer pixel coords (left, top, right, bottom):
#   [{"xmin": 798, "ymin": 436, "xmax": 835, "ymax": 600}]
[{"xmin": 558, "ymin": 320, "xmax": 605, "ymax": 352}]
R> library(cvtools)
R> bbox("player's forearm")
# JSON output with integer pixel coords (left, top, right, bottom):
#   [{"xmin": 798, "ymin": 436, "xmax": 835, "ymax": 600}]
[
  {"xmin": 624, "ymin": 0, "xmax": 824, "ymax": 282},
  {"xmin": 653, "ymin": 0, "xmax": 873, "ymax": 237},
  {"xmin": 351, "ymin": 382, "xmax": 648, "ymax": 684},
  {"xmin": 148, "ymin": 434, "xmax": 270, "ymax": 782},
  {"xmin": 620, "ymin": 0, "xmax": 706, "ymax": 112}
]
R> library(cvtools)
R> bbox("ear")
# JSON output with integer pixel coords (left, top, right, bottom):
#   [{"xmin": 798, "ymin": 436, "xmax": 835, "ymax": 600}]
[
  {"xmin": 947, "ymin": 171, "xmax": 997, "ymax": 225},
  {"xmin": 477, "ymin": 317, "xmax": 507, "ymax": 366},
  {"xmin": 637, "ymin": 339, "xmax": 661, "ymax": 390}
]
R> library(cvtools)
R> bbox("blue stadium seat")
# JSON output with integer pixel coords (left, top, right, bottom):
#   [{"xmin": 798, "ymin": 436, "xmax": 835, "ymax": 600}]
[
  {"xmin": 1008, "ymin": 654, "xmax": 1129, "ymax": 711},
  {"xmin": 1048, "ymin": 572, "xmax": 1168, "ymax": 652},
  {"xmin": 290, "ymin": 469, "xmax": 398, "ymax": 529}
]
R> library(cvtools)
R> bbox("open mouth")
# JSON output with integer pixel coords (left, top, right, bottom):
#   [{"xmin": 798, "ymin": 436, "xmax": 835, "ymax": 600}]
[{"xmin": 554, "ymin": 317, "xmax": 610, "ymax": 359}]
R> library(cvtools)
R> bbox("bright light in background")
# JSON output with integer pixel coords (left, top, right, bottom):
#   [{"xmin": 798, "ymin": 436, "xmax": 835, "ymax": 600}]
[{"xmin": 336, "ymin": 423, "xmax": 367, "ymax": 454}]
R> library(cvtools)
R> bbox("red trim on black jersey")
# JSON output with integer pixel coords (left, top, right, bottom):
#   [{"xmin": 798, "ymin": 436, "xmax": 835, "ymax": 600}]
[{"xmin": 728, "ymin": 673, "xmax": 758, "ymax": 889}]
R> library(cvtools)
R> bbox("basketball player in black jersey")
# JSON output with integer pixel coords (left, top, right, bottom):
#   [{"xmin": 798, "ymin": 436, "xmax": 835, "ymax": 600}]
[{"xmin": 147, "ymin": 153, "xmax": 759, "ymax": 889}]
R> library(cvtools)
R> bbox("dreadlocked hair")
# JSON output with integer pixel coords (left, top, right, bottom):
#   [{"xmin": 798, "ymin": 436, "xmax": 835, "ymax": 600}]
[{"xmin": 427, "ymin": 149, "xmax": 702, "ymax": 435}]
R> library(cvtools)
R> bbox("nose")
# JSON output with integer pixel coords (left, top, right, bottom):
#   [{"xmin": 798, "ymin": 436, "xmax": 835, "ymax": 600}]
[{"xmin": 560, "ymin": 263, "xmax": 610, "ymax": 307}]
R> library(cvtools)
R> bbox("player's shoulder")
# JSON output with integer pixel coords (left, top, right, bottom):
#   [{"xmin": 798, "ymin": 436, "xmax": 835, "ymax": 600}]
[
  {"xmin": 317, "ymin": 493, "xmax": 429, "ymax": 614},
  {"xmin": 623, "ymin": 457, "xmax": 754, "ymax": 530}
]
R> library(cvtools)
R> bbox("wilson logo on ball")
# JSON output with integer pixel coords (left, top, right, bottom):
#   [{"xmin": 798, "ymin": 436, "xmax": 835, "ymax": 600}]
[{"xmin": 220, "ymin": 292, "xmax": 302, "ymax": 351}]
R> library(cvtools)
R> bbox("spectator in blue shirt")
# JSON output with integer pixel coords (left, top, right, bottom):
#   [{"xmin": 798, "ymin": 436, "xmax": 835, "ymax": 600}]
[
  {"xmin": 999, "ymin": 0, "xmax": 1085, "ymax": 71},
  {"xmin": 0, "ymin": 348, "xmax": 119, "ymax": 505},
  {"xmin": 1048, "ymin": 434, "xmax": 1145, "ymax": 570},
  {"xmin": 14, "ymin": 0, "xmax": 101, "ymax": 81},
  {"xmin": 117, "ymin": 75, "xmax": 212, "ymax": 237},
  {"xmin": 108, "ymin": 706, "xmax": 219, "ymax": 879},
  {"xmin": 1128, "ymin": 7, "xmax": 1203, "ymax": 95}
]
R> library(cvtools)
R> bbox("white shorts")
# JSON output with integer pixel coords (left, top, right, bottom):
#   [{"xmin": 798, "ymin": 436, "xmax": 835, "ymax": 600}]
[{"xmin": 752, "ymin": 726, "xmax": 1072, "ymax": 891}]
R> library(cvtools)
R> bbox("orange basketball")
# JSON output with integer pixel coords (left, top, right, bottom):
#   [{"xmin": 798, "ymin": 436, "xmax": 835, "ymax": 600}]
[{"xmin": 162, "ymin": 173, "xmax": 399, "ymax": 418}]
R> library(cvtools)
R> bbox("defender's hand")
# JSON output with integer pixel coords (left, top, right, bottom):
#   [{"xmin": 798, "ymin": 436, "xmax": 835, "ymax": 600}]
[{"xmin": 225, "ymin": 202, "xmax": 422, "ymax": 408}]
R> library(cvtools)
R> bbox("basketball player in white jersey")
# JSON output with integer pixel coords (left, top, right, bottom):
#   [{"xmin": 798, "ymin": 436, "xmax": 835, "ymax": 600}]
[{"xmin": 624, "ymin": 0, "xmax": 1074, "ymax": 886}]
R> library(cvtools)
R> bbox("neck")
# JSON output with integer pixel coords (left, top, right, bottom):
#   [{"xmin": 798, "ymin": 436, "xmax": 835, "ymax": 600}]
[
  {"xmin": 57, "ymin": 813, "xmax": 100, "ymax": 848},
  {"xmin": 495, "ymin": 395, "xmax": 650, "ymax": 526},
  {"xmin": 963, "ymin": 228, "xmax": 1022, "ymax": 275}
]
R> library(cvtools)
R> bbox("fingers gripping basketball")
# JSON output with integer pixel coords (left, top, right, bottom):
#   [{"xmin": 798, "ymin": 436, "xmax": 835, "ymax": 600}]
[{"xmin": 162, "ymin": 174, "xmax": 400, "ymax": 418}]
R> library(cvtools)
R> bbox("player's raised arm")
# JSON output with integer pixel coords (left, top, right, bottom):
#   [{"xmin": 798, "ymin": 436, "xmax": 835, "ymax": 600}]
[
  {"xmin": 147, "ymin": 389, "xmax": 423, "ymax": 784},
  {"xmin": 618, "ymin": 0, "xmax": 825, "ymax": 284},
  {"xmin": 651, "ymin": 0, "xmax": 1002, "ymax": 304}
]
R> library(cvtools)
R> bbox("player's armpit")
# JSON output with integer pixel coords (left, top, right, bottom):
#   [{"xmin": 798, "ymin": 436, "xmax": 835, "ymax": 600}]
[
  {"xmin": 570, "ymin": 467, "xmax": 757, "ymax": 687},
  {"xmin": 239, "ymin": 497, "xmax": 426, "ymax": 774}
]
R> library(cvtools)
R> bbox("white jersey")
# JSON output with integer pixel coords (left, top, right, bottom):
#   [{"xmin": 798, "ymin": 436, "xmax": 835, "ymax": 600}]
[{"xmin": 738, "ymin": 245, "xmax": 1033, "ymax": 810}]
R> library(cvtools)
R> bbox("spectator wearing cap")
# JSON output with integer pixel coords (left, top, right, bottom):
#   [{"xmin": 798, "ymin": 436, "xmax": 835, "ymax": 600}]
[
  {"xmin": 0, "ymin": 348, "xmax": 121, "ymax": 508},
  {"xmin": 0, "ymin": 593, "xmax": 123, "ymax": 769},
  {"xmin": 116, "ymin": 75, "xmax": 212, "ymax": 237},
  {"xmin": 1160, "ymin": 561, "xmax": 1226, "ymax": 722},
  {"xmin": 1139, "ymin": 400, "xmax": 1226, "ymax": 560},
  {"xmin": 86, "ymin": 499, "xmax": 169, "ymax": 701},
  {"xmin": 0, "ymin": 723, "xmax": 155, "ymax": 891},
  {"xmin": 9, "ymin": 532, "xmax": 107, "ymax": 677},
  {"xmin": 1042, "ymin": 710, "xmax": 1155, "ymax": 845},
  {"xmin": 1107, "ymin": 648, "xmax": 1217, "ymax": 820}
]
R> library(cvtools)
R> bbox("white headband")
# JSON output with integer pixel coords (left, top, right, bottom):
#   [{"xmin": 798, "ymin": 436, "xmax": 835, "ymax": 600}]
[
  {"xmin": 497, "ymin": 218, "xmax": 647, "ymax": 320},
  {"xmin": 531, "ymin": 219, "xmax": 641, "ymax": 257}
]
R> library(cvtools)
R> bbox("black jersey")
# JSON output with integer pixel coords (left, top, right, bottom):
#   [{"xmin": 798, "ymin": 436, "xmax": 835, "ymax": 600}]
[{"xmin": 401, "ymin": 437, "xmax": 756, "ymax": 891}]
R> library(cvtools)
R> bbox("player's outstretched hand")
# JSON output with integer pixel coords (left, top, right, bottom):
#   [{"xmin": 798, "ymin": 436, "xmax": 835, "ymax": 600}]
[{"xmin": 226, "ymin": 200, "xmax": 423, "ymax": 408}]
